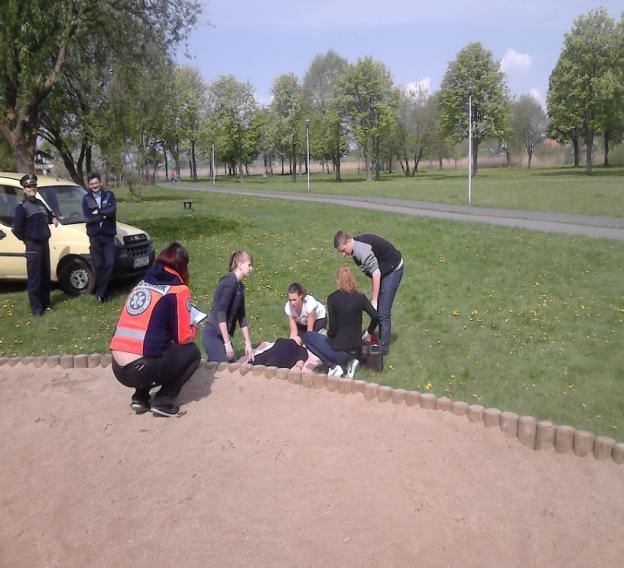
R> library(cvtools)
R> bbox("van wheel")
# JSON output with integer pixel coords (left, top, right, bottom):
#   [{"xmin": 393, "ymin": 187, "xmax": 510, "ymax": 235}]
[{"xmin": 59, "ymin": 258, "xmax": 95, "ymax": 296}]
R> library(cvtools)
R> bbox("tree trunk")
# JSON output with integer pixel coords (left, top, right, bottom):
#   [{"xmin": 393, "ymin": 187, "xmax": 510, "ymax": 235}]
[
  {"xmin": 572, "ymin": 137, "xmax": 579, "ymax": 168},
  {"xmin": 334, "ymin": 156, "xmax": 341, "ymax": 181},
  {"xmin": 162, "ymin": 141, "xmax": 169, "ymax": 182},
  {"xmin": 603, "ymin": 133, "xmax": 609, "ymax": 167},
  {"xmin": 527, "ymin": 148, "xmax": 533, "ymax": 169},
  {"xmin": 291, "ymin": 144, "xmax": 297, "ymax": 182},
  {"xmin": 191, "ymin": 140, "xmax": 197, "ymax": 181},
  {"xmin": 85, "ymin": 144, "xmax": 92, "ymax": 175},
  {"xmin": 1, "ymin": 126, "xmax": 37, "ymax": 173},
  {"xmin": 438, "ymin": 152, "xmax": 443, "ymax": 170},
  {"xmin": 584, "ymin": 131, "xmax": 593, "ymax": 175},
  {"xmin": 472, "ymin": 139, "xmax": 479, "ymax": 177},
  {"xmin": 410, "ymin": 148, "xmax": 424, "ymax": 176}
]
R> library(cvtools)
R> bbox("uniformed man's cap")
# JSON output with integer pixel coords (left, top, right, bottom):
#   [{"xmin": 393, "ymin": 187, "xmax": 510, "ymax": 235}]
[{"xmin": 20, "ymin": 174, "xmax": 38, "ymax": 188}]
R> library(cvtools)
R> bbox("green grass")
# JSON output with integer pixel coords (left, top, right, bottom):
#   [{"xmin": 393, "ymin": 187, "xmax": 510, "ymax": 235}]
[
  {"xmin": 2, "ymin": 185, "xmax": 624, "ymax": 439},
  {"xmin": 200, "ymin": 165, "xmax": 624, "ymax": 218}
]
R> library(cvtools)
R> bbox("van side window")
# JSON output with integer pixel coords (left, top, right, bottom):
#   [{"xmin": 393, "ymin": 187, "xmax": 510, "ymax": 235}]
[{"xmin": 0, "ymin": 185, "xmax": 19, "ymax": 226}]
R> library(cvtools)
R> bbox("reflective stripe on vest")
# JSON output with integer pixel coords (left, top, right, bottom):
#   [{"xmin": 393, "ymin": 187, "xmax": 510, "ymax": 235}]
[{"xmin": 110, "ymin": 280, "xmax": 186, "ymax": 354}]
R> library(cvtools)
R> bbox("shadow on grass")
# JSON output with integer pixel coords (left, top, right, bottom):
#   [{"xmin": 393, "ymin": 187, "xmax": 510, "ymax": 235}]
[
  {"xmin": 129, "ymin": 214, "xmax": 241, "ymax": 243},
  {"xmin": 533, "ymin": 166, "xmax": 624, "ymax": 178}
]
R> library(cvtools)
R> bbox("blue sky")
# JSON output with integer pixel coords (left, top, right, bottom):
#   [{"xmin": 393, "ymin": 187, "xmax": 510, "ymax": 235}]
[{"xmin": 181, "ymin": 0, "xmax": 622, "ymax": 105}]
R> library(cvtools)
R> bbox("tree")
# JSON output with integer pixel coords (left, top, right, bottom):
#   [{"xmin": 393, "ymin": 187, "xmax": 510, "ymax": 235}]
[
  {"xmin": 439, "ymin": 42, "xmax": 509, "ymax": 176},
  {"xmin": 270, "ymin": 74, "xmax": 304, "ymax": 182},
  {"xmin": 0, "ymin": 0, "xmax": 200, "ymax": 173},
  {"xmin": 509, "ymin": 95, "xmax": 546, "ymax": 168},
  {"xmin": 204, "ymin": 75, "xmax": 257, "ymax": 182},
  {"xmin": 395, "ymin": 86, "xmax": 438, "ymax": 176},
  {"xmin": 303, "ymin": 50, "xmax": 348, "ymax": 179},
  {"xmin": 174, "ymin": 66, "xmax": 206, "ymax": 181},
  {"xmin": 546, "ymin": 57, "xmax": 583, "ymax": 167},
  {"xmin": 547, "ymin": 8, "xmax": 622, "ymax": 174},
  {"xmin": 339, "ymin": 57, "xmax": 397, "ymax": 181}
]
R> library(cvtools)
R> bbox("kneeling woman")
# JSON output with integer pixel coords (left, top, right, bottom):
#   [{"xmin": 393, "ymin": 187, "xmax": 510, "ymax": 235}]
[
  {"xmin": 202, "ymin": 250, "xmax": 254, "ymax": 362},
  {"xmin": 110, "ymin": 242, "xmax": 201, "ymax": 417},
  {"xmin": 303, "ymin": 265, "xmax": 379, "ymax": 378},
  {"xmin": 284, "ymin": 282, "xmax": 327, "ymax": 338}
]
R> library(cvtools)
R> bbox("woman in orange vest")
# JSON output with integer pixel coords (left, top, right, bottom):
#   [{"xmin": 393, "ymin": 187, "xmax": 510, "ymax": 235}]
[{"xmin": 110, "ymin": 242, "xmax": 201, "ymax": 417}]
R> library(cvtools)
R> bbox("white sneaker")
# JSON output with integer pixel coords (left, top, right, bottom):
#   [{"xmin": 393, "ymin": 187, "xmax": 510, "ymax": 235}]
[
  {"xmin": 328, "ymin": 365, "xmax": 344, "ymax": 377},
  {"xmin": 345, "ymin": 359, "xmax": 359, "ymax": 378}
]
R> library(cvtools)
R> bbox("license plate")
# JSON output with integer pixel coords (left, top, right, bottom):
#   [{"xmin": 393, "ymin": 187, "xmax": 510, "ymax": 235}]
[{"xmin": 133, "ymin": 256, "xmax": 150, "ymax": 268}]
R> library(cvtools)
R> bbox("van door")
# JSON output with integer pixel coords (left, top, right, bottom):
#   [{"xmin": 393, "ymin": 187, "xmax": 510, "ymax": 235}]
[{"xmin": 0, "ymin": 185, "xmax": 28, "ymax": 278}]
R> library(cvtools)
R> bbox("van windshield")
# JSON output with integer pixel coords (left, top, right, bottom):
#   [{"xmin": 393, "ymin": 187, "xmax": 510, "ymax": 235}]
[{"xmin": 37, "ymin": 185, "xmax": 89, "ymax": 225}]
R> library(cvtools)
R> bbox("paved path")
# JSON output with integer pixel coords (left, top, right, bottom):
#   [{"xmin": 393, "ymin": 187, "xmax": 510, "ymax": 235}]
[{"xmin": 163, "ymin": 182, "xmax": 624, "ymax": 241}]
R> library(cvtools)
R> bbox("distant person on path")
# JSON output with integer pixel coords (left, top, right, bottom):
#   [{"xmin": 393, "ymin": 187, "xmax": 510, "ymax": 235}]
[
  {"xmin": 82, "ymin": 172, "xmax": 116, "ymax": 302},
  {"xmin": 303, "ymin": 265, "xmax": 379, "ymax": 378},
  {"xmin": 333, "ymin": 231, "xmax": 403, "ymax": 355},
  {"xmin": 202, "ymin": 250, "xmax": 254, "ymax": 362},
  {"xmin": 284, "ymin": 282, "xmax": 327, "ymax": 339},
  {"xmin": 169, "ymin": 170, "xmax": 177, "ymax": 183},
  {"xmin": 110, "ymin": 242, "xmax": 201, "ymax": 417},
  {"xmin": 12, "ymin": 174, "xmax": 58, "ymax": 316}
]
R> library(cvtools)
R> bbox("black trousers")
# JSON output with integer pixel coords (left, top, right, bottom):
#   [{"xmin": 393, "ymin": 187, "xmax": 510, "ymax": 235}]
[
  {"xmin": 90, "ymin": 236, "xmax": 116, "ymax": 297},
  {"xmin": 25, "ymin": 239, "xmax": 51, "ymax": 315},
  {"xmin": 112, "ymin": 343, "xmax": 201, "ymax": 406}
]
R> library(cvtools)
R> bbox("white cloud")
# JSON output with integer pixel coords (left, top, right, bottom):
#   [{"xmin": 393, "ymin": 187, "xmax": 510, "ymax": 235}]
[
  {"xmin": 500, "ymin": 48, "xmax": 533, "ymax": 72},
  {"xmin": 529, "ymin": 88, "xmax": 542, "ymax": 102},
  {"xmin": 405, "ymin": 77, "xmax": 431, "ymax": 96}
]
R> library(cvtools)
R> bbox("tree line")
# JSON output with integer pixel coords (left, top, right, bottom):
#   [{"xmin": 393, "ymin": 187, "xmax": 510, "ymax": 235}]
[{"xmin": 1, "ymin": 5, "xmax": 622, "ymax": 185}]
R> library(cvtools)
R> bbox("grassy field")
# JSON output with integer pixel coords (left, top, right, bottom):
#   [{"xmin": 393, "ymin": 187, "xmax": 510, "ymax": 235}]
[
  {"xmin": 203, "ymin": 165, "xmax": 624, "ymax": 218},
  {"xmin": 2, "ymin": 185, "xmax": 623, "ymax": 439}
]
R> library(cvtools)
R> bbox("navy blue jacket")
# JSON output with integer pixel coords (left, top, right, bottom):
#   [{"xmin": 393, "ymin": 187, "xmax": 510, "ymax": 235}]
[
  {"xmin": 206, "ymin": 272, "xmax": 248, "ymax": 336},
  {"xmin": 12, "ymin": 197, "xmax": 53, "ymax": 242},
  {"xmin": 82, "ymin": 188, "xmax": 117, "ymax": 239}
]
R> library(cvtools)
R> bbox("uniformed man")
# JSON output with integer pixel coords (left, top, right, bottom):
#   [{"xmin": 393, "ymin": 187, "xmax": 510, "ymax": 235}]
[
  {"xmin": 82, "ymin": 172, "xmax": 117, "ymax": 302},
  {"xmin": 12, "ymin": 174, "xmax": 59, "ymax": 316},
  {"xmin": 333, "ymin": 230, "xmax": 404, "ymax": 355}
]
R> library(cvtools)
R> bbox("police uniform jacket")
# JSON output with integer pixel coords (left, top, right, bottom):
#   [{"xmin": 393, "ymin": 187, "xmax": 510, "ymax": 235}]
[
  {"xmin": 12, "ymin": 198, "xmax": 53, "ymax": 242},
  {"xmin": 82, "ymin": 189, "xmax": 117, "ymax": 239}
]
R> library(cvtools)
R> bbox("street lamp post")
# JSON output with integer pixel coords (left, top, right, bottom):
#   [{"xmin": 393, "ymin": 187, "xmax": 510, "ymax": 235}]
[
  {"xmin": 305, "ymin": 118, "xmax": 311, "ymax": 192},
  {"xmin": 468, "ymin": 94, "xmax": 472, "ymax": 205}
]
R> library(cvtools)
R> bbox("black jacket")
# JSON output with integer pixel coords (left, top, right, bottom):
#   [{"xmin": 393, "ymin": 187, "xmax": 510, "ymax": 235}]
[
  {"xmin": 326, "ymin": 289, "xmax": 379, "ymax": 352},
  {"xmin": 353, "ymin": 234, "xmax": 402, "ymax": 277}
]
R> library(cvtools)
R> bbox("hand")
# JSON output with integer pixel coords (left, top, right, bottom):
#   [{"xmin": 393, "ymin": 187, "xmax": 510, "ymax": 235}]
[
  {"xmin": 371, "ymin": 299, "xmax": 378, "ymax": 310},
  {"xmin": 362, "ymin": 331, "xmax": 371, "ymax": 342},
  {"xmin": 224, "ymin": 341, "xmax": 234, "ymax": 361},
  {"xmin": 244, "ymin": 340, "xmax": 254, "ymax": 362},
  {"xmin": 52, "ymin": 217, "xmax": 59, "ymax": 228}
]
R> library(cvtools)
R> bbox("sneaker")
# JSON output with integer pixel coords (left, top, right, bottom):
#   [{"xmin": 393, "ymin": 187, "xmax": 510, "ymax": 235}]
[
  {"xmin": 151, "ymin": 404, "xmax": 181, "ymax": 417},
  {"xmin": 130, "ymin": 398, "xmax": 150, "ymax": 414},
  {"xmin": 328, "ymin": 365, "xmax": 344, "ymax": 377},
  {"xmin": 345, "ymin": 358, "xmax": 360, "ymax": 378}
]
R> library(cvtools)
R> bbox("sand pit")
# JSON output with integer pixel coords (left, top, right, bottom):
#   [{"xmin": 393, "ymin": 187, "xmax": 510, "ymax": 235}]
[{"xmin": 1, "ymin": 362, "xmax": 624, "ymax": 567}]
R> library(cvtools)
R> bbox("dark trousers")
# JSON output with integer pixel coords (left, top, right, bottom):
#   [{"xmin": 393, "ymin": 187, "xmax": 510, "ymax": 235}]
[
  {"xmin": 202, "ymin": 323, "xmax": 228, "ymax": 362},
  {"xmin": 90, "ymin": 236, "xmax": 116, "ymax": 297},
  {"xmin": 296, "ymin": 317, "xmax": 327, "ymax": 337},
  {"xmin": 112, "ymin": 342, "xmax": 201, "ymax": 406},
  {"xmin": 302, "ymin": 331, "xmax": 356, "ymax": 369},
  {"xmin": 25, "ymin": 239, "xmax": 51, "ymax": 315}
]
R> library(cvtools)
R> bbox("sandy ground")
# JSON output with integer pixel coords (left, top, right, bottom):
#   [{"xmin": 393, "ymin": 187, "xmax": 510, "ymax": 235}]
[{"xmin": 1, "ymin": 364, "xmax": 624, "ymax": 568}]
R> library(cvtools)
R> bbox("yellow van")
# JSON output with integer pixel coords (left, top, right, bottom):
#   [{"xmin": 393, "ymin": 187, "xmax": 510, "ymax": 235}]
[{"xmin": 0, "ymin": 172, "xmax": 154, "ymax": 295}]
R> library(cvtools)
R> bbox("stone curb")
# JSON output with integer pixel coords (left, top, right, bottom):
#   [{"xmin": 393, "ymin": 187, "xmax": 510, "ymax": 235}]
[{"xmin": 2, "ymin": 355, "xmax": 622, "ymax": 465}]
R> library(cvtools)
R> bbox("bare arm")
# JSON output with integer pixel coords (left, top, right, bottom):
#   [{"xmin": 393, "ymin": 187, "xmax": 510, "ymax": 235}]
[{"xmin": 370, "ymin": 270, "xmax": 381, "ymax": 308}]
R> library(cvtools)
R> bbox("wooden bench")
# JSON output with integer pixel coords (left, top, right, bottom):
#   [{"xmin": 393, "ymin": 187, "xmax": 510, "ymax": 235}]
[{"xmin": 183, "ymin": 199, "xmax": 193, "ymax": 209}]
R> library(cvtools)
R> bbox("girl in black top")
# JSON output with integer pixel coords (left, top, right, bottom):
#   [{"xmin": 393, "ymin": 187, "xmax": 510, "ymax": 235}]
[
  {"xmin": 202, "ymin": 250, "xmax": 254, "ymax": 362},
  {"xmin": 303, "ymin": 265, "xmax": 379, "ymax": 378}
]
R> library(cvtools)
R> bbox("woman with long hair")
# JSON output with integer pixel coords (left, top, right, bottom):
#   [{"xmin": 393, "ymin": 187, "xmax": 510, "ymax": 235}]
[
  {"xmin": 303, "ymin": 265, "xmax": 379, "ymax": 378},
  {"xmin": 284, "ymin": 281, "xmax": 327, "ymax": 338},
  {"xmin": 202, "ymin": 250, "xmax": 254, "ymax": 362},
  {"xmin": 110, "ymin": 242, "xmax": 201, "ymax": 417}
]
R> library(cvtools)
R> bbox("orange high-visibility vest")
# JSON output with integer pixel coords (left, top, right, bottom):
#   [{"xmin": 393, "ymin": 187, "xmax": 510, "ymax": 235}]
[{"xmin": 110, "ymin": 271, "xmax": 193, "ymax": 355}]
